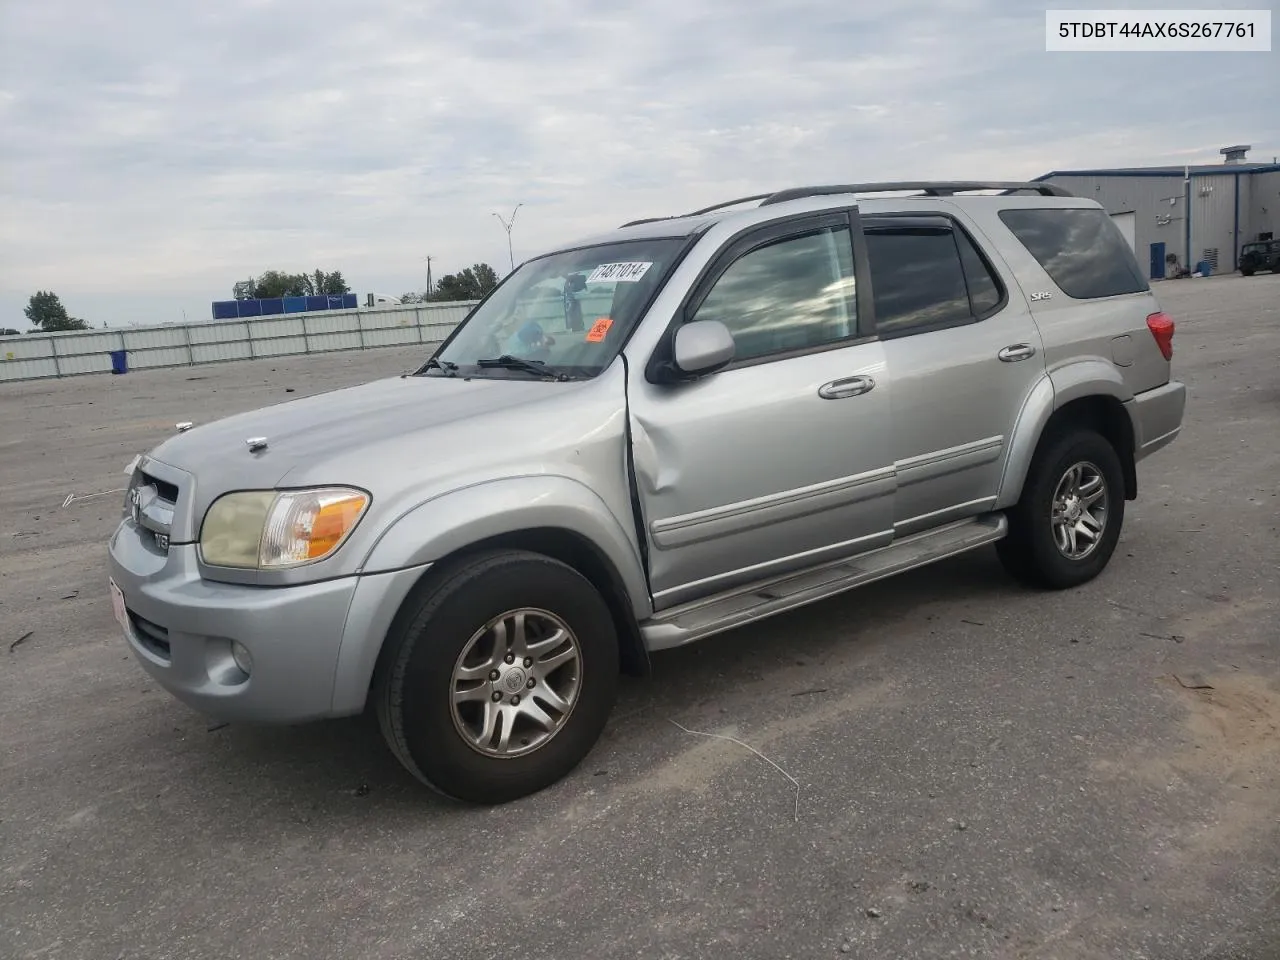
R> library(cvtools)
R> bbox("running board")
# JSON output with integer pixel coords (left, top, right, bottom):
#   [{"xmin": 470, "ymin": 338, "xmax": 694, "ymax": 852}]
[{"xmin": 640, "ymin": 513, "xmax": 1007, "ymax": 651}]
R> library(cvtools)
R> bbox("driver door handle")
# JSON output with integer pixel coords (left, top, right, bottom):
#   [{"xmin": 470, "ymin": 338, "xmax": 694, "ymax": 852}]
[
  {"xmin": 998, "ymin": 343, "xmax": 1037, "ymax": 362},
  {"xmin": 818, "ymin": 375, "xmax": 876, "ymax": 400}
]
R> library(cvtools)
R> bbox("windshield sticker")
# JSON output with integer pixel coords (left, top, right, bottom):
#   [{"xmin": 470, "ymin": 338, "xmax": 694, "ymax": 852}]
[
  {"xmin": 586, "ymin": 261, "xmax": 653, "ymax": 284},
  {"xmin": 586, "ymin": 317, "xmax": 613, "ymax": 342}
]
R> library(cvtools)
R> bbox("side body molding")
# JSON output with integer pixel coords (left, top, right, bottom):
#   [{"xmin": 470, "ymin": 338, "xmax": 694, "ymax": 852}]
[
  {"xmin": 994, "ymin": 361, "xmax": 1133, "ymax": 510},
  {"xmin": 359, "ymin": 474, "xmax": 653, "ymax": 620}
]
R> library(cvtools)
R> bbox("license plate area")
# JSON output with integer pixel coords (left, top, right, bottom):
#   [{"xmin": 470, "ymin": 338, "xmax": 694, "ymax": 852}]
[{"xmin": 109, "ymin": 578, "xmax": 130, "ymax": 636}]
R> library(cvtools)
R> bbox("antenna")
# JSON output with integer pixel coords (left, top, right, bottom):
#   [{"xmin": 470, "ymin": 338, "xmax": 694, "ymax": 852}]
[{"xmin": 493, "ymin": 203, "xmax": 523, "ymax": 272}]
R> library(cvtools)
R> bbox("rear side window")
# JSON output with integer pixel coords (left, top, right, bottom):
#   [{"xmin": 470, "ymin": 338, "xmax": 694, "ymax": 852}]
[
  {"xmin": 999, "ymin": 207, "xmax": 1148, "ymax": 299},
  {"xmin": 863, "ymin": 216, "xmax": 1005, "ymax": 336}
]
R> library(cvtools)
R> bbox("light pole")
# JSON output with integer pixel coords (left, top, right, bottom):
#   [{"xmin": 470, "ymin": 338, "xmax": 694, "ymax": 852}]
[{"xmin": 493, "ymin": 203, "xmax": 523, "ymax": 272}]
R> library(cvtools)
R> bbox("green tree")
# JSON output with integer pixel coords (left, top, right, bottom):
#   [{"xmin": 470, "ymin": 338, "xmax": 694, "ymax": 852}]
[
  {"xmin": 24, "ymin": 291, "xmax": 90, "ymax": 332},
  {"xmin": 251, "ymin": 271, "xmax": 308, "ymax": 298},
  {"xmin": 316, "ymin": 270, "xmax": 350, "ymax": 295},
  {"xmin": 430, "ymin": 263, "xmax": 500, "ymax": 301},
  {"xmin": 242, "ymin": 268, "xmax": 351, "ymax": 299}
]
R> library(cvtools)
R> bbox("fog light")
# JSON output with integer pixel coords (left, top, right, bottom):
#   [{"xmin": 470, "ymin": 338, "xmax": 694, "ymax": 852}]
[{"xmin": 231, "ymin": 641, "xmax": 253, "ymax": 676}]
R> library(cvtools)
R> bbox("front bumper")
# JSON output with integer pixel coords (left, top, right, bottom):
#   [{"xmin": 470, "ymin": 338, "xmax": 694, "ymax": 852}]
[
  {"xmin": 106, "ymin": 519, "xmax": 429, "ymax": 724},
  {"xmin": 1128, "ymin": 379, "xmax": 1187, "ymax": 461}
]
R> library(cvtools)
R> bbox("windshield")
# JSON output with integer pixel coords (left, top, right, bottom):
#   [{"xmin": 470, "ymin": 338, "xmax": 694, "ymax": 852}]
[
  {"xmin": 426, "ymin": 236, "xmax": 687, "ymax": 379},
  {"xmin": 1242, "ymin": 243, "xmax": 1266, "ymax": 254}
]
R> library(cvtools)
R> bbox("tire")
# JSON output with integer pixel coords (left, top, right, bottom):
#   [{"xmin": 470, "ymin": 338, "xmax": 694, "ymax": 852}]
[
  {"xmin": 375, "ymin": 549, "xmax": 620, "ymax": 804},
  {"xmin": 996, "ymin": 427, "xmax": 1126, "ymax": 590},
  {"xmin": 1241, "ymin": 268, "xmax": 1254, "ymax": 277}
]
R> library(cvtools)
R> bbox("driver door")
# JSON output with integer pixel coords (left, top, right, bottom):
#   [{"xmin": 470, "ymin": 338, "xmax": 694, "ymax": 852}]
[{"xmin": 626, "ymin": 210, "xmax": 896, "ymax": 609}]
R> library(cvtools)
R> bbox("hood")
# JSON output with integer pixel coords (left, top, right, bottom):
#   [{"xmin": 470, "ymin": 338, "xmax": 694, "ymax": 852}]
[{"xmin": 145, "ymin": 373, "xmax": 578, "ymax": 533}]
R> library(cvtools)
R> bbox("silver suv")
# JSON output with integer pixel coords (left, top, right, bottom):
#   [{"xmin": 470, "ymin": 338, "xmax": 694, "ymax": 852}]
[{"xmin": 107, "ymin": 181, "xmax": 1187, "ymax": 803}]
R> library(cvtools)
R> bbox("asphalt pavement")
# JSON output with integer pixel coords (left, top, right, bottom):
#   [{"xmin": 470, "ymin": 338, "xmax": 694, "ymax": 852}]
[{"xmin": 2, "ymin": 273, "xmax": 1278, "ymax": 960}]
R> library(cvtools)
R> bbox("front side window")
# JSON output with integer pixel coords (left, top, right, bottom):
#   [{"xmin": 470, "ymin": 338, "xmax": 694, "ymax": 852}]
[
  {"xmin": 999, "ymin": 207, "xmax": 1149, "ymax": 299},
  {"xmin": 690, "ymin": 226, "xmax": 857, "ymax": 361},
  {"xmin": 429, "ymin": 237, "xmax": 685, "ymax": 379}
]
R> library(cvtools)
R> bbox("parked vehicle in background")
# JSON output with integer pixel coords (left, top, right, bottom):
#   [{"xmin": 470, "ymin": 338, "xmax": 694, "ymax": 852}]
[
  {"xmin": 106, "ymin": 181, "xmax": 1187, "ymax": 804},
  {"xmin": 1239, "ymin": 239, "xmax": 1280, "ymax": 276}
]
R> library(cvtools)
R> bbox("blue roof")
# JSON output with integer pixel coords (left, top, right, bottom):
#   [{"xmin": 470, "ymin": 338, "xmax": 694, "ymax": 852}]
[{"xmin": 1036, "ymin": 163, "xmax": 1280, "ymax": 180}]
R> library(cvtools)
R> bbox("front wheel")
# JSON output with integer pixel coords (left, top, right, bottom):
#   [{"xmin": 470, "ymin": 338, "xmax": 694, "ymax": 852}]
[
  {"xmin": 375, "ymin": 550, "xmax": 620, "ymax": 803},
  {"xmin": 997, "ymin": 428, "xmax": 1126, "ymax": 590}
]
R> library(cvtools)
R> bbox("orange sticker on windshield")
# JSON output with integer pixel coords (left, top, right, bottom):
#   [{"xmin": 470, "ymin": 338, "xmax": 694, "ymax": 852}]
[{"xmin": 586, "ymin": 317, "xmax": 613, "ymax": 342}]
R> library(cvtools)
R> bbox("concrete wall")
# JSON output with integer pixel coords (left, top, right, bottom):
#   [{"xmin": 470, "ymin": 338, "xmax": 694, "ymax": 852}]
[
  {"xmin": 0, "ymin": 300, "xmax": 476, "ymax": 384},
  {"xmin": 1240, "ymin": 171, "xmax": 1280, "ymax": 248},
  {"xmin": 1190, "ymin": 173, "xmax": 1241, "ymax": 273}
]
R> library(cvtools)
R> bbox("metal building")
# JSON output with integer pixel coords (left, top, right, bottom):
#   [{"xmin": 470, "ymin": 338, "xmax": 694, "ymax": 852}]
[{"xmin": 1034, "ymin": 144, "xmax": 1280, "ymax": 280}]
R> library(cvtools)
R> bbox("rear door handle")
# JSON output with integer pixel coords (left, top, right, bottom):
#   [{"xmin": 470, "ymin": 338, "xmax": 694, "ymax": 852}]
[
  {"xmin": 998, "ymin": 344, "xmax": 1036, "ymax": 362},
  {"xmin": 818, "ymin": 375, "xmax": 876, "ymax": 400}
]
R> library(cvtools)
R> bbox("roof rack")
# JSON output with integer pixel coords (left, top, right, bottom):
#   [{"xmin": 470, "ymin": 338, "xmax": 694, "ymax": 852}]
[
  {"xmin": 759, "ymin": 181, "xmax": 1072, "ymax": 205},
  {"xmin": 684, "ymin": 193, "xmax": 775, "ymax": 217},
  {"xmin": 619, "ymin": 193, "xmax": 774, "ymax": 229},
  {"xmin": 618, "ymin": 181, "xmax": 1071, "ymax": 229}
]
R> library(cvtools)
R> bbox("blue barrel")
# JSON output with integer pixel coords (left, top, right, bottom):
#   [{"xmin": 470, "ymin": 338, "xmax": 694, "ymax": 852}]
[{"xmin": 109, "ymin": 350, "xmax": 128, "ymax": 375}]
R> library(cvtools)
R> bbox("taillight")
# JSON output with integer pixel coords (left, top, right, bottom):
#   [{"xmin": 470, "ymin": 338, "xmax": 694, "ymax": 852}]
[{"xmin": 1147, "ymin": 312, "xmax": 1174, "ymax": 361}]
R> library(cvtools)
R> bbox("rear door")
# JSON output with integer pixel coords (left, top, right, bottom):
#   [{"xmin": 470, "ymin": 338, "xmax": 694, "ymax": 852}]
[
  {"xmin": 627, "ymin": 210, "xmax": 896, "ymax": 609},
  {"xmin": 862, "ymin": 212, "xmax": 1047, "ymax": 536}
]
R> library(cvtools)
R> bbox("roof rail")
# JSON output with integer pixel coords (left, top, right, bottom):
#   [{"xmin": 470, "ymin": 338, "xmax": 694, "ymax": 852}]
[
  {"xmin": 617, "ymin": 181, "xmax": 1072, "ymax": 230},
  {"xmin": 618, "ymin": 216, "xmax": 677, "ymax": 227},
  {"xmin": 684, "ymin": 193, "xmax": 775, "ymax": 217},
  {"xmin": 619, "ymin": 193, "xmax": 774, "ymax": 229},
  {"xmin": 760, "ymin": 181, "xmax": 1073, "ymax": 205}
]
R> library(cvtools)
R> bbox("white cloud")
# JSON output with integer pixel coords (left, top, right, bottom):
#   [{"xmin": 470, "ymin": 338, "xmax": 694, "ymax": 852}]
[{"xmin": 0, "ymin": 0, "xmax": 1274, "ymax": 326}]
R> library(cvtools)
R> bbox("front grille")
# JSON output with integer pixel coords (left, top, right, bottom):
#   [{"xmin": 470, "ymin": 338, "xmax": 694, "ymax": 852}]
[
  {"xmin": 128, "ymin": 610, "xmax": 171, "ymax": 661},
  {"xmin": 131, "ymin": 467, "xmax": 182, "ymax": 555},
  {"xmin": 140, "ymin": 471, "xmax": 180, "ymax": 505}
]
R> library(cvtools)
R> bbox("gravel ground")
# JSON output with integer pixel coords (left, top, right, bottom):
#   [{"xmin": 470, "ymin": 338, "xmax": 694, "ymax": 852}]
[{"xmin": 2, "ymin": 273, "xmax": 1278, "ymax": 960}]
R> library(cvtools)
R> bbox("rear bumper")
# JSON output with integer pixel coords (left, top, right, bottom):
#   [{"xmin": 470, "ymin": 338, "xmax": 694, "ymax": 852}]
[
  {"xmin": 1127, "ymin": 379, "xmax": 1187, "ymax": 461},
  {"xmin": 106, "ymin": 519, "xmax": 429, "ymax": 724}
]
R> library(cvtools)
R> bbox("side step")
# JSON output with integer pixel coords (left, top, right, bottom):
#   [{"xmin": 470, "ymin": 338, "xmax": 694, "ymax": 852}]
[{"xmin": 640, "ymin": 513, "xmax": 1007, "ymax": 651}]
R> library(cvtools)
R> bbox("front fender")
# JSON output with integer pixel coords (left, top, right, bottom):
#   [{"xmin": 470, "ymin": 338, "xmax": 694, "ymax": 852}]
[{"xmin": 359, "ymin": 474, "xmax": 652, "ymax": 619}]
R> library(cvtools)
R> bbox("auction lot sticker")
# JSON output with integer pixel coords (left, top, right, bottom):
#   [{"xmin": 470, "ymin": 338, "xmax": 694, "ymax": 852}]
[{"xmin": 587, "ymin": 262, "xmax": 653, "ymax": 283}]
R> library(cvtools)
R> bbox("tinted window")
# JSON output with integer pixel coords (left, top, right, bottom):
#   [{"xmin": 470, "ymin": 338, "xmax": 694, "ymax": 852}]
[
  {"xmin": 692, "ymin": 226, "xmax": 857, "ymax": 360},
  {"xmin": 956, "ymin": 228, "xmax": 1003, "ymax": 315},
  {"xmin": 863, "ymin": 221, "xmax": 971, "ymax": 334},
  {"xmin": 999, "ymin": 207, "xmax": 1148, "ymax": 299}
]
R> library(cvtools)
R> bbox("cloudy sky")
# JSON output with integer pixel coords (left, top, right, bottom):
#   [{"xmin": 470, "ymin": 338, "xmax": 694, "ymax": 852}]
[{"xmin": 1, "ymin": 0, "xmax": 1275, "ymax": 328}]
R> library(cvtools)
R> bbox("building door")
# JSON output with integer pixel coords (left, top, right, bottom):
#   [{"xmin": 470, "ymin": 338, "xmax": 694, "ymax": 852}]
[
  {"xmin": 1150, "ymin": 242, "xmax": 1167, "ymax": 280},
  {"xmin": 1111, "ymin": 211, "xmax": 1136, "ymax": 252}
]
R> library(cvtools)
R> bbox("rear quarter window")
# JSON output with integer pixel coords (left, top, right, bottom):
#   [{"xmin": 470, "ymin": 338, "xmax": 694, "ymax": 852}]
[{"xmin": 999, "ymin": 207, "xmax": 1149, "ymax": 299}]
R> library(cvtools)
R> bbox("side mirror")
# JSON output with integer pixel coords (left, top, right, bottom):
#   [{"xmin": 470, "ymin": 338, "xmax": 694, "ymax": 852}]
[{"xmin": 672, "ymin": 320, "xmax": 736, "ymax": 378}]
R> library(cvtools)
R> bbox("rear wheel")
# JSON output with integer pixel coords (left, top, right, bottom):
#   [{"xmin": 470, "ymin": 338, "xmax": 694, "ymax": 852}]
[
  {"xmin": 997, "ymin": 428, "xmax": 1125, "ymax": 590},
  {"xmin": 376, "ymin": 550, "xmax": 619, "ymax": 803}
]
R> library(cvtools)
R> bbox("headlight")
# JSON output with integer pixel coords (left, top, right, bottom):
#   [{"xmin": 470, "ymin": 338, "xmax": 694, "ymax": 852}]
[{"xmin": 199, "ymin": 487, "xmax": 370, "ymax": 569}]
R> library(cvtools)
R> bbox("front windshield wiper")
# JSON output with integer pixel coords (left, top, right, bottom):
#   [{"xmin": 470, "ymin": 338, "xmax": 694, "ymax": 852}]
[
  {"xmin": 420, "ymin": 356, "xmax": 458, "ymax": 376},
  {"xmin": 475, "ymin": 355, "xmax": 572, "ymax": 381}
]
